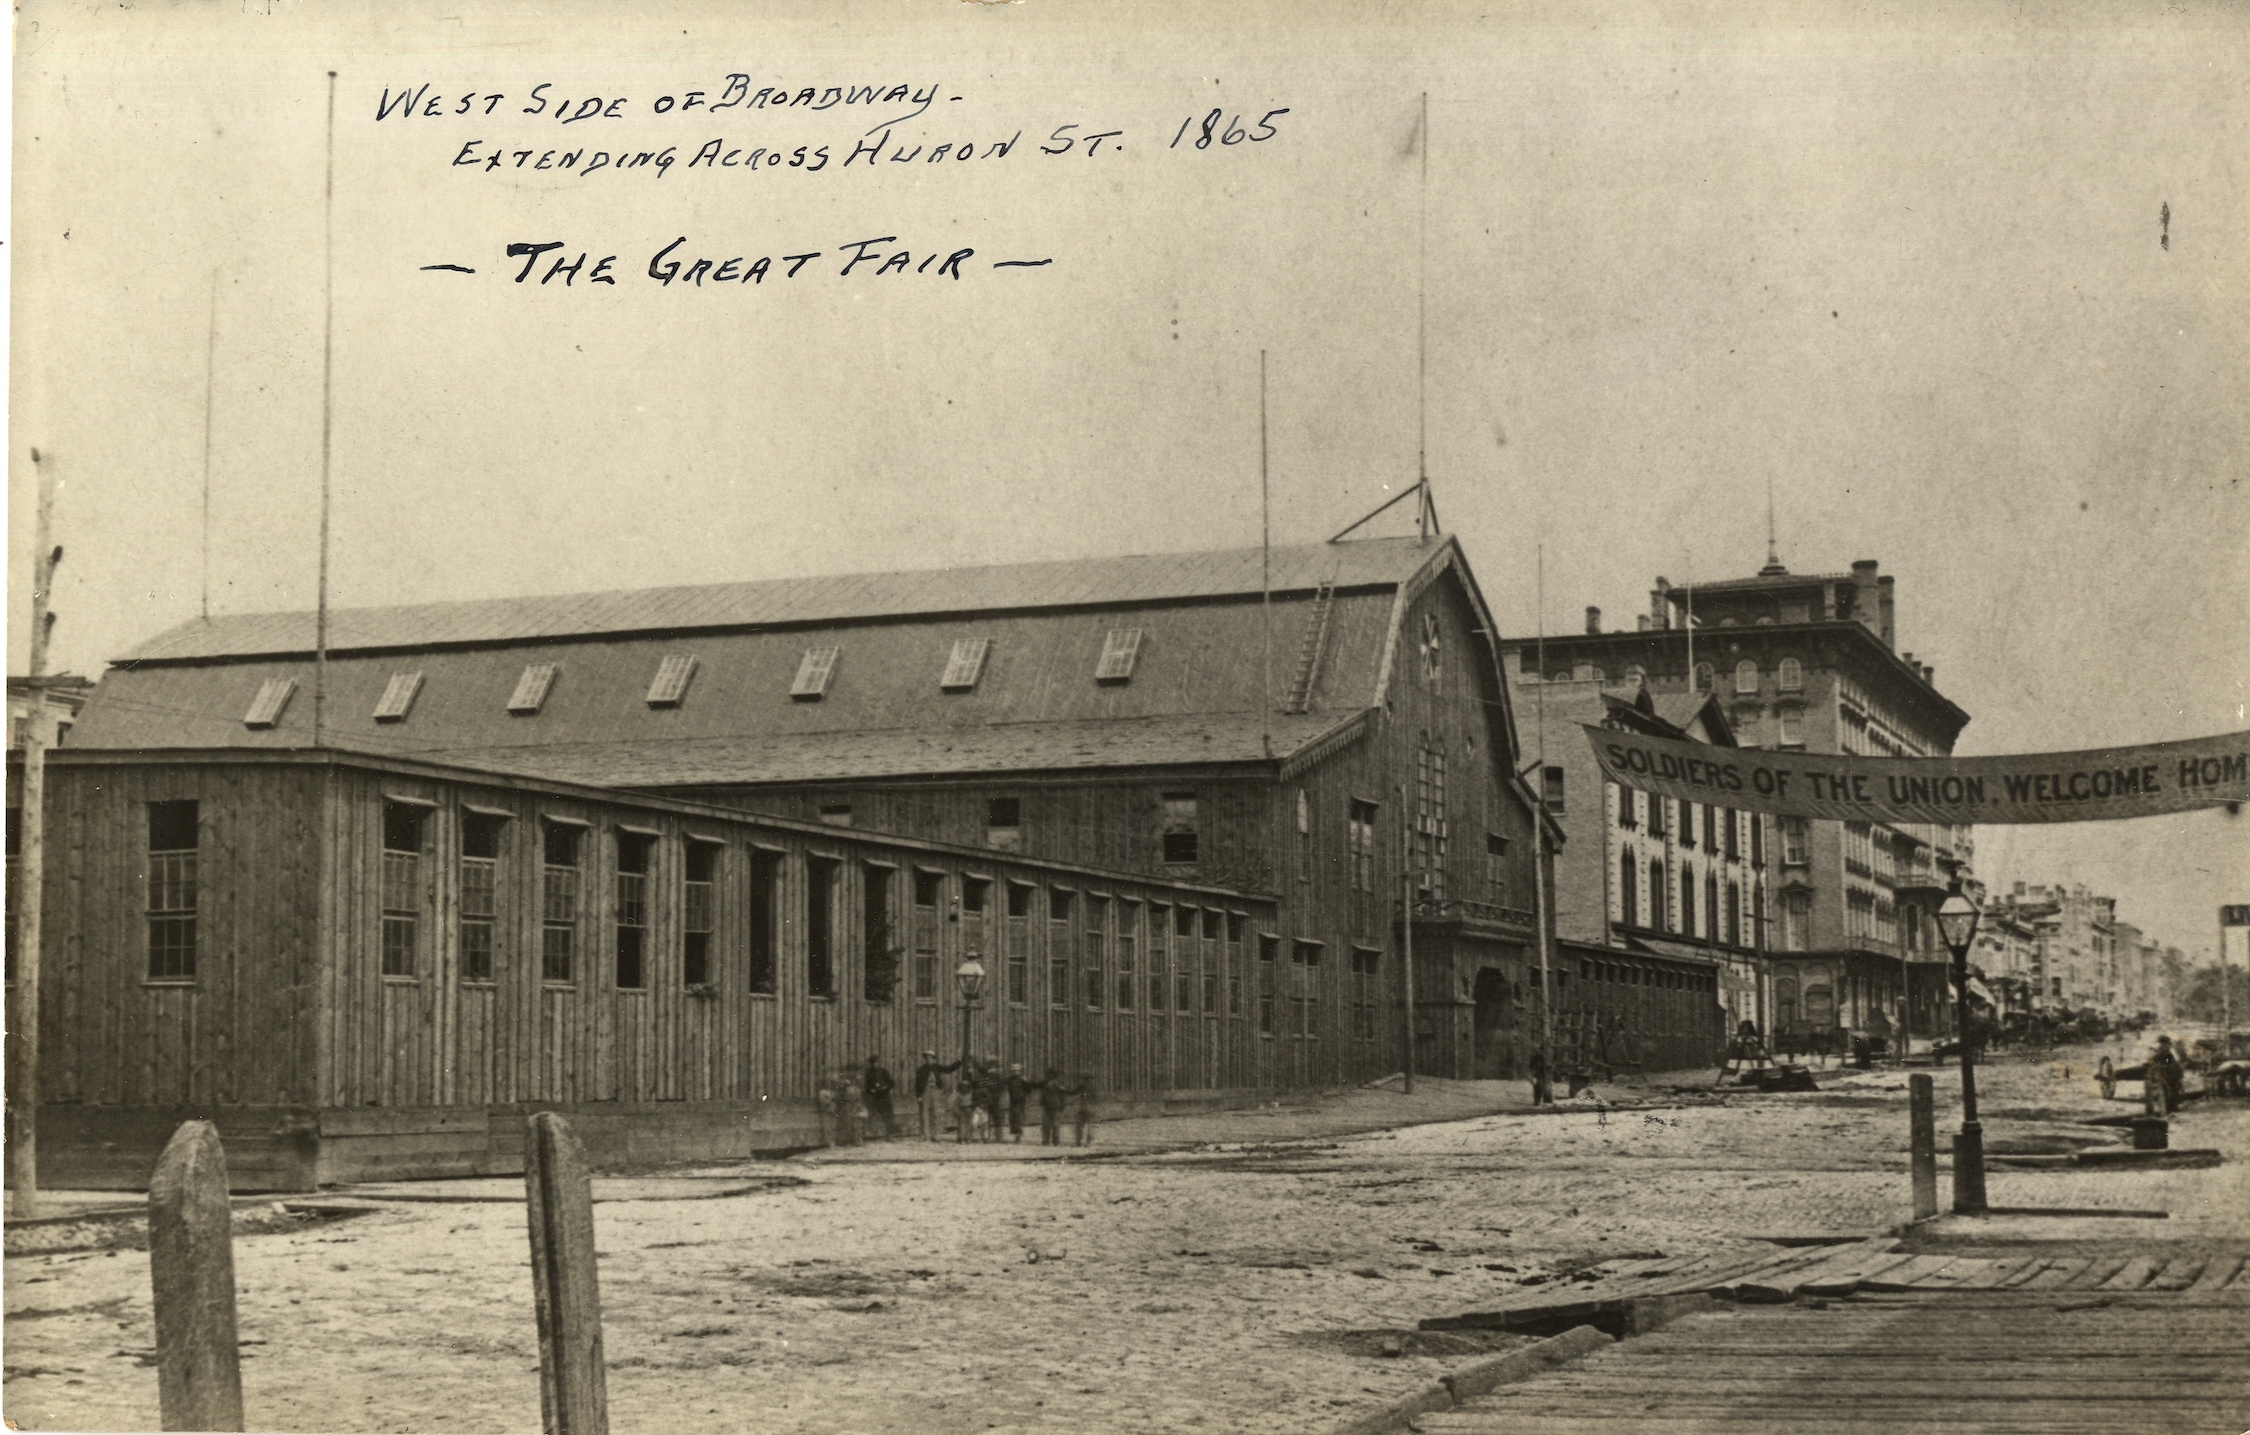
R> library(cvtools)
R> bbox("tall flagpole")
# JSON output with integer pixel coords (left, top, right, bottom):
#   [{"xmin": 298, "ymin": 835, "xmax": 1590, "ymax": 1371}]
[
  {"xmin": 1416, "ymin": 92, "xmax": 1430, "ymax": 544},
  {"xmin": 314, "ymin": 70, "xmax": 337, "ymax": 748},
  {"xmin": 1261, "ymin": 350, "xmax": 1272, "ymax": 761},
  {"xmin": 201, "ymin": 273, "xmax": 218, "ymax": 622}
]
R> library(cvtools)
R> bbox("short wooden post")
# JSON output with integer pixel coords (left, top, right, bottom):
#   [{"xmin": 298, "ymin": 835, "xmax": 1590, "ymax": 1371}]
[
  {"xmin": 525, "ymin": 1112, "xmax": 609, "ymax": 1435},
  {"xmin": 148, "ymin": 1120, "xmax": 244, "ymax": 1433},
  {"xmin": 1908, "ymin": 1073, "xmax": 1938, "ymax": 1221}
]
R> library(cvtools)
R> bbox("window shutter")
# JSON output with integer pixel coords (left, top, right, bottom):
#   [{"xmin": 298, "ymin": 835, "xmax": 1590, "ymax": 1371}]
[
  {"xmin": 940, "ymin": 638, "xmax": 991, "ymax": 692},
  {"xmin": 1095, "ymin": 628, "xmax": 1143, "ymax": 682},
  {"xmin": 243, "ymin": 678, "xmax": 297, "ymax": 729},
  {"xmin": 508, "ymin": 663, "xmax": 559, "ymax": 715},
  {"xmin": 646, "ymin": 654, "xmax": 699, "ymax": 707},
  {"xmin": 791, "ymin": 646, "xmax": 840, "ymax": 700},
  {"xmin": 373, "ymin": 671, "xmax": 424, "ymax": 723}
]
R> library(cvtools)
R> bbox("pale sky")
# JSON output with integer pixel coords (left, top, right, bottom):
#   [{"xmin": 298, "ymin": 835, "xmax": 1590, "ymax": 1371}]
[{"xmin": 10, "ymin": 0, "xmax": 2247, "ymax": 958}]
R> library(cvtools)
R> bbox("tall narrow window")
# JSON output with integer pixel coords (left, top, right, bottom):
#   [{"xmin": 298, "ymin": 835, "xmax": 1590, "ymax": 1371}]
[
  {"xmin": 749, "ymin": 850, "xmax": 780, "ymax": 994},
  {"xmin": 1648, "ymin": 793, "xmax": 1666, "ymax": 838},
  {"xmin": 1725, "ymin": 808, "xmax": 1742, "ymax": 860},
  {"xmin": 614, "ymin": 831, "xmax": 652, "ymax": 990},
  {"xmin": 1783, "ymin": 889, "xmax": 1809, "ymax": 951},
  {"xmin": 381, "ymin": 802, "xmax": 428, "ymax": 978},
  {"xmin": 147, "ymin": 800, "xmax": 200, "ymax": 981},
  {"xmin": 1084, "ymin": 895, "xmax": 1107, "ymax": 1011},
  {"xmin": 987, "ymin": 797, "xmax": 1022, "ymax": 852},
  {"xmin": 541, "ymin": 822, "xmax": 583, "ymax": 984},
  {"xmin": 1202, "ymin": 909, "xmax": 1222, "ymax": 1014},
  {"xmin": 1706, "ymin": 870, "xmax": 1720, "ymax": 944},
  {"xmin": 1049, "ymin": 889, "xmax": 1075, "ymax": 1007},
  {"xmin": 1778, "ymin": 657, "xmax": 1804, "ymax": 691},
  {"xmin": 460, "ymin": 813, "xmax": 503, "ymax": 983},
  {"xmin": 806, "ymin": 859, "xmax": 837, "ymax": 998},
  {"xmin": 1291, "ymin": 942, "xmax": 1322, "ymax": 1039},
  {"xmin": 1296, "ymin": 789, "xmax": 1314, "ymax": 884},
  {"xmin": 791, "ymin": 647, "xmax": 840, "ymax": 700},
  {"xmin": 1350, "ymin": 948, "xmax": 1380, "ymax": 1041},
  {"xmin": 1615, "ymin": 784, "xmax": 1637, "ymax": 829},
  {"xmin": 1705, "ymin": 803, "xmax": 1720, "ymax": 852},
  {"xmin": 1415, "ymin": 745, "xmax": 1449, "ymax": 902},
  {"xmin": 1117, "ymin": 901, "xmax": 1139, "ymax": 1011},
  {"xmin": 1680, "ymin": 863, "xmax": 1697, "ymax": 937},
  {"xmin": 912, "ymin": 868, "xmax": 942, "ymax": 1002},
  {"xmin": 684, "ymin": 840, "xmax": 718, "ymax": 987},
  {"xmin": 1175, "ymin": 906, "xmax": 1197, "ymax": 1013},
  {"xmin": 1619, "ymin": 851, "xmax": 1638, "ymax": 929},
  {"xmin": 1485, "ymin": 833, "xmax": 1508, "ymax": 902},
  {"xmin": 1782, "ymin": 818, "xmax": 1808, "ymax": 865},
  {"xmin": 863, "ymin": 865, "xmax": 898, "ymax": 1003},
  {"xmin": 1751, "ymin": 814, "xmax": 1765, "ymax": 868},
  {"xmin": 1649, "ymin": 857, "xmax": 1669, "ymax": 932},
  {"xmin": 1682, "ymin": 801, "xmax": 1699, "ymax": 849},
  {"xmin": 1728, "ymin": 881, "xmax": 1744, "ymax": 948},
  {"xmin": 1006, "ymin": 883, "xmax": 1033, "ymax": 1005},
  {"xmin": 1348, "ymin": 800, "xmax": 1378, "ymax": 893},
  {"xmin": 1226, "ymin": 913, "xmax": 1245, "ymax": 1016},
  {"xmin": 1148, "ymin": 904, "xmax": 1170, "ymax": 1011},
  {"xmin": 1734, "ymin": 660, "xmax": 1760, "ymax": 695},
  {"xmin": 1160, "ymin": 793, "xmax": 1199, "ymax": 866},
  {"xmin": 1258, "ymin": 935, "xmax": 1278, "ymax": 1035},
  {"xmin": 1543, "ymin": 765, "xmax": 1566, "ymax": 814}
]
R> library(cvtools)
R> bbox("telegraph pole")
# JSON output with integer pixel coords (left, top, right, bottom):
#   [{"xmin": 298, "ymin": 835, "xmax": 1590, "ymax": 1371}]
[
  {"xmin": 9, "ymin": 449, "xmax": 61, "ymax": 1215},
  {"xmin": 1400, "ymin": 790, "xmax": 1415, "ymax": 1095}
]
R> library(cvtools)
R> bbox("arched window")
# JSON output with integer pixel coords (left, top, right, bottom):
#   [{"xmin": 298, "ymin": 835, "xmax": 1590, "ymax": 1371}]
[
  {"xmin": 1619, "ymin": 852, "xmax": 1638, "ymax": 929},
  {"xmin": 1680, "ymin": 863, "xmax": 1697, "ymax": 936},
  {"xmin": 1734, "ymin": 659, "xmax": 1760, "ymax": 695},
  {"xmin": 1694, "ymin": 662, "xmax": 1715, "ymax": 693},
  {"xmin": 1706, "ymin": 871, "xmax": 1721, "ymax": 943},
  {"xmin": 1778, "ymin": 657, "xmax": 1803, "ymax": 691},
  {"xmin": 1650, "ymin": 858, "xmax": 1668, "ymax": 932}
]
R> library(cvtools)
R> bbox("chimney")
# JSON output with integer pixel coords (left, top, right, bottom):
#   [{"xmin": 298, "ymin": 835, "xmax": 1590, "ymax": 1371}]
[
  {"xmin": 1585, "ymin": 605, "xmax": 1602, "ymax": 635},
  {"xmin": 1650, "ymin": 577, "xmax": 1671, "ymax": 630},
  {"xmin": 1922, "ymin": 663, "xmax": 1935, "ymax": 684},
  {"xmin": 1878, "ymin": 574, "xmax": 1896, "ymax": 650},
  {"xmin": 1636, "ymin": 615, "xmax": 1651, "ymax": 631},
  {"xmin": 1849, "ymin": 560, "xmax": 1880, "ymax": 639}
]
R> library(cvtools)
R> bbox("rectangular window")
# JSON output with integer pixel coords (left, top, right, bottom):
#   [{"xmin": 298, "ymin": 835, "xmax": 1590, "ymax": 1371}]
[
  {"xmin": 508, "ymin": 663, "xmax": 559, "ymax": 715},
  {"xmin": 1258, "ymin": 935, "xmax": 1278, "ymax": 1035},
  {"xmin": 1778, "ymin": 708, "xmax": 1804, "ymax": 746},
  {"xmin": 1415, "ymin": 746, "xmax": 1449, "ymax": 902},
  {"xmin": 1543, "ymin": 765, "xmax": 1565, "ymax": 814},
  {"xmin": 614, "ymin": 831, "xmax": 652, "ymax": 990},
  {"xmin": 1291, "ymin": 942, "xmax": 1322, "ymax": 1039},
  {"xmin": 1348, "ymin": 800, "xmax": 1378, "ymax": 894},
  {"xmin": 749, "ymin": 850, "xmax": 780, "ymax": 994},
  {"xmin": 1682, "ymin": 801, "xmax": 1697, "ymax": 849},
  {"xmin": 940, "ymin": 638, "xmax": 991, "ymax": 692},
  {"xmin": 541, "ymin": 822, "xmax": 583, "ymax": 984},
  {"xmin": 863, "ymin": 864, "xmax": 897, "ymax": 1002},
  {"xmin": 1751, "ymin": 814, "xmax": 1765, "ymax": 868},
  {"xmin": 1648, "ymin": 793, "xmax": 1666, "ymax": 838},
  {"xmin": 1148, "ymin": 904, "xmax": 1170, "ymax": 1010},
  {"xmin": 912, "ymin": 868, "xmax": 941, "ymax": 1002},
  {"xmin": 1350, "ymin": 948, "xmax": 1380, "ymax": 1041},
  {"xmin": 147, "ymin": 800, "xmax": 200, "ymax": 981},
  {"xmin": 1227, "ymin": 913, "xmax": 1245, "ymax": 1016},
  {"xmin": 1704, "ymin": 804, "xmax": 1719, "ymax": 852},
  {"xmin": 791, "ymin": 646, "xmax": 840, "ymax": 700},
  {"xmin": 1725, "ymin": 808, "xmax": 1742, "ymax": 860},
  {"xmin": 1297, "ymin": 789, "xmax": 1314, "ymax": 885},
  {"xmin": 460, "ymin": 813, "xmax": 504, "ymax": 984},
  {"xmin": 1084, "ymin": 895, "xmax": 1107, "ymax": 1011},
  {"xmin": 1202, "ymin": 909, "xmax": 1222, "ymax": 1015},
  {"xmin": 381, "ymin": 802, "xmax": 427, "ymax": 978},
  {"xmin": 1175, "ymin": 906, "xmax": 1197, "ymax": 1013},
  {"xmin": 1006, "ymin": 882, "xmax": 1033, "ymax": 1005},
  {"xmin": 1116, "ymin": 901, "xmax": 1139, "ymax": 1010},
  {"xmin": 1049, "ymin": 889, "xmax": 1074, "ymax": 1007},
  {"xmin": 1485, "ymin": 833, "xmax": 1508, "ymax": 902},
  {"xmin": 1161, "ymin": 792, "xmax": 1199, "ymax": 866},
  {"xmin": 646, "ymin": 654, "xmax": 699, "ymax": 708},
  {"xmin": 806, "ymin": 859, "xmax": 837, "ymax": 998},
  {"xmin": 242, "ymin": 677, "xmax": 296, "ymax": 730},
  {"xmin": 987, "ymin": 796, "xmax": 1022, "ymax": 852},
  {"xmin": 818, "ymin": 802, "xmax": 853, "ymax": 828},
  {"xmin": 1095, "ymin": 628, "xmax": 1144, "ymax": 682},
  {"xmin": 373, "ymin": 671, "xmax": 424, "ymax": 723},
  {"xmin": 1782, "ymin": 818, "xmax": 1808, "ymax": 865},
  {"xmin": 684, "ymin": 840, "xmax": 718, "ymax": 987}
]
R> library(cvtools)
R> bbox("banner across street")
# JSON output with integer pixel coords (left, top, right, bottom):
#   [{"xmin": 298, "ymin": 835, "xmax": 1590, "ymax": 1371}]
[{"xmin": 1580, "ymin": 725, "xmax": 2250, "ymax": 825}]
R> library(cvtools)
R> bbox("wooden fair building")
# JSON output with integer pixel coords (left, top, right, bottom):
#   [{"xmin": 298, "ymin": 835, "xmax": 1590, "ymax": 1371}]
[{"xmin": 25, "ymin": 535, "xmax": 1556, "ymax": 1187}]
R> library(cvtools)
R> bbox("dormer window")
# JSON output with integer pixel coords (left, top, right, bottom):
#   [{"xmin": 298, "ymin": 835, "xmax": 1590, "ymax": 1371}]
[
  {"xmin": 646, "ymin": 655, "xmax": 698, "ymax": 708},
  {"xmin": 373, "ymin": 672, "xmax": 424, "ymax": 723},
  {"xmin": 791, "ymin": 647, "xmax": 839, "ymax": 700},
  {"xmin": 941, "ymin": 638, "xmax": 991, "ymax": 692},
  {"xmin": 1095, "ymin": 628, "xmax": 1143, "ymax": 683},
  {"xmin": 508, "ymin": 664, "xmax": 559, "ymax": 715},
  {"xmin": 243, "ymin": 678, "xmax": 296, "ymax": 730}
]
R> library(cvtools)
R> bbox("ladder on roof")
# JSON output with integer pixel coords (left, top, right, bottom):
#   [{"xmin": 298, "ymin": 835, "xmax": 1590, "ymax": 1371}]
[{"xmin": 1286, "ymin": 581, "xmax": 1336, "ymax": 715}]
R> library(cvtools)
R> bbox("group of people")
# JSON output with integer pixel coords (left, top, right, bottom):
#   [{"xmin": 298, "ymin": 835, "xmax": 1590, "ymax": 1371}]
[{"xmin": 819, "ymin": 1053, "xmax": 1097, "ymax": 1147}]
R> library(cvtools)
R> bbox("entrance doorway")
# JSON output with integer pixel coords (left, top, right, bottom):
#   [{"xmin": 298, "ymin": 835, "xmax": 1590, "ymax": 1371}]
[{"xmin": 1472, "ymin": 967, "xmax": 1516, "ymax": 1080}]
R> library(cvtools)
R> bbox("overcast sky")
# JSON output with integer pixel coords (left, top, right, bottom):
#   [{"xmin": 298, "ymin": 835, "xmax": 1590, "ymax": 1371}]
[{"xmin": 10, "ymin": 0, "xmax": 2246, "ymax": 959}]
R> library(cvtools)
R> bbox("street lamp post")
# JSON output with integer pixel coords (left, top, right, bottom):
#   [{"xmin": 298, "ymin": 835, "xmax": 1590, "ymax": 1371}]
[
  {"xmin": 1935, "ymin": 887, "xmax": 1987, "ymax": 1215},
  {"xmin": 955, "ymin": 955, "xmax": 987, "ymax": 1072}
]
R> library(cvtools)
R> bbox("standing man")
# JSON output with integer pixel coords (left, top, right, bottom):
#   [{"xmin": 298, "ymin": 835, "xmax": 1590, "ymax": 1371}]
[
  {"xmin": 1068, "ymin": 1070, "xmax": 1097, "ymax": 1147},
  {"xmin": 838, "ymin": 1067, "xmax": 865, "ymax": 1146},
  {"xmin": 1002, "ymin": 1063, "xmax": 1034, "ymax": 1144},
  {"xmin": 863, "ymin": 1055, "xmax": 898, "ymax": 1139},
  {"xmin": 1528, "ymin": 1046, "xmax": 1553, "ymax": 1107},
  {"xmin": 913, "ymin": 1050, "xmax": 961, "ymax": 1141},
  {"xmin": 1036, "ymin": 1067, "xmax": 1069, "ymax": 1146},
  {"xmin": 2149, "ymin": 1035, "xmax": 2187, "ymax": 1116}
]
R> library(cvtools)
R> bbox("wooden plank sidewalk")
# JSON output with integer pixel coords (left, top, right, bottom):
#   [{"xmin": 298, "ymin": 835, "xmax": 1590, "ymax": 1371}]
[{"xmin": 1421, "ymin": 1288, "xmax": 2250, "ymax": 1434}]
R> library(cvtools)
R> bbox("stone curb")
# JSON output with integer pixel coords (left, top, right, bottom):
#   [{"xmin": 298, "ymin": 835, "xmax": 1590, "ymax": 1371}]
[{"xmin": 1321, "ymin": 1323, "xmax": 1618, "ymax": 1435}]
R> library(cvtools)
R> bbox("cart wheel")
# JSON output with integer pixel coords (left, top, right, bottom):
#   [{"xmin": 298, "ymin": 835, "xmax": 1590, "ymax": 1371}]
[{"xmin": 2096, "ymin": 1057, "xmax": 2116, "ymax": 1101}]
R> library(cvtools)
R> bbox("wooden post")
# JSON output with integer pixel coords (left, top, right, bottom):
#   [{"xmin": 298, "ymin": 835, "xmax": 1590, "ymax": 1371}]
[
  {"xmin": 1908, "ymin": 1073, "xmax": 1938, "ymax": 1221},
  {"xmin": 525, "ymin": 1112, "xmax": 609, "ymax": 1435},
  {"xmin": 148, "ymin": 1120, "xmax": 244, "ymax": 1433},
  {"xmin": 1400, "ymin": 790, "xmax": 1415, "ymax": 1095},
  {"xmin": 7, "ymin": 451, "xmax": 59, "ymax": 1217}
]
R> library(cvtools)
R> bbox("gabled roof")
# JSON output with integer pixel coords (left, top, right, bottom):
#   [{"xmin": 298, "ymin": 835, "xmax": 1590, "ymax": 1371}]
[{"xmin": 119, "ymin": 538, "xmax": 1439, "ymax": 664}]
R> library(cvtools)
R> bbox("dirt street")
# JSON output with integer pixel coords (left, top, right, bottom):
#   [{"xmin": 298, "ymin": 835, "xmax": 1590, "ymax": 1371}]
[{"xmin": 6, "ymin": 1044, "xmax": 2244, "ymax": 1434}]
